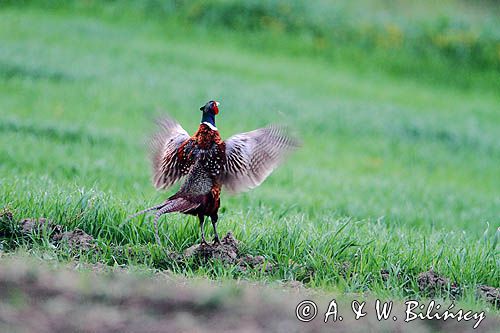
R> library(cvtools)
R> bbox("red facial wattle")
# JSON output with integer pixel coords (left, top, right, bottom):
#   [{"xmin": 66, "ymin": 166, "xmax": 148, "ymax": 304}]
[{"xmin": 213, "ymin": 103, "xmax": 219, "ymax": 115}]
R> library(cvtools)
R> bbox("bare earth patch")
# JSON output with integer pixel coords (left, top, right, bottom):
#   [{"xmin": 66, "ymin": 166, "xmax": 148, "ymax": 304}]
[
  {"xmin": 182, "ymin": 232, "xmax": 273, "ymax": 272},
  {"xmin": 19, "ymin": 217, "xmax": 54, "ymax": 234},
  {"xmin": 478, "ymin": 285, "xmax": 500, "ymax": 309},
  {"xmin": 20, "ymin": 217, "xmax": 95, "ymax": 250},
  {"xmin": 184, "ymin": 232, "xmax": 239, "ymax": 262},
  {"xmin": 51, "ymin": 228, "xmax": 95, "ymax": 250},
  {"xmin": 417, "ymin": 269, "xmax": 460, "ymax": 298},
  {"xmin": 1, "ymin": 257, "xmax": 498, "ymax": 333}
]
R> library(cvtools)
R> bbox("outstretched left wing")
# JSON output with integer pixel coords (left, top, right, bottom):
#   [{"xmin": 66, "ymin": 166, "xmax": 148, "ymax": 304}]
[
  {"xmin": 222, "ymin": 125, "xmax": 300, "ymax": 193},
  {"xmin": 150, "ymin": 117, "xmax": 194, "ymax": 189}
]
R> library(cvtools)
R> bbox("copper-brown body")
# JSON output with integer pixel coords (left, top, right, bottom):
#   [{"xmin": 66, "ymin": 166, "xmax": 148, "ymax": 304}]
[{"xmin": 173, "ymin": 124, "xmax": 225, "ymax": 219}]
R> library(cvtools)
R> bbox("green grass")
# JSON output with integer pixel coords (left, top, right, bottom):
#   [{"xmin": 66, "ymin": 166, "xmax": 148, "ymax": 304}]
[
  {"xmin": 0, "ymin": 3, "xmax": 499, "ymax": 314},
  {"xmin": 3, "ymin": 0, "xmax": 500, "ymax": 91}
]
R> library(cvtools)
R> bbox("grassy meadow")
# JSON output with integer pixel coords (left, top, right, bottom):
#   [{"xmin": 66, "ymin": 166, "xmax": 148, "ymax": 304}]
[{"xmin": 0, "ymin": 0, "xmax": 499, "ymax": 327}]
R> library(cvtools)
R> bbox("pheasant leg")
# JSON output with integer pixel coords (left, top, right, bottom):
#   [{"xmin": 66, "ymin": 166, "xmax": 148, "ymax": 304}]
[
  {"xmin": 211, "ymin": 214, "xmax": 220, "ymax": 245},
  {"xmin": 199, "ymin": 215, "xmax": 207, "ymax": 245}
]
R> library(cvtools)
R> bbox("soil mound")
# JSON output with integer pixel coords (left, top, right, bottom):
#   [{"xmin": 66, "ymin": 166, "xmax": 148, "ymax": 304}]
[
  {"xmin": 52, "ymin": 228, "xmax": 95, "ymax": 250},
  {"xmin": 182, "ymin": 232, "xmax": 272, "ymax": 272},
  {"xmin": 417, "ymin": 269, "xmax": 460, "ymax": 297},
  {"xmin": 478, "ymin": 285, "xmax": 500, "ymax": 308}
]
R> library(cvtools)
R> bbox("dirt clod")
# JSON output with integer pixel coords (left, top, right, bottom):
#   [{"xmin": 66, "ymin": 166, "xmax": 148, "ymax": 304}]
[
  {"xmin": 282, "ymin": 280, "xmax": 305, "ymax": 290},
  {"xmin": 239, "ymin": 254, "xmax": 264, "ymax": 266},
  {"xmin": 238, "ymin": 254, "xmax": 274, "ymax": 272},
  {"xmin": 417, "ymin": 269, "xmax": 459, "ymax": 298},
  {"xmin": 0, "ymin": 208, "xmax": 16, "ymax": 237},
  {"xmin": 0, "ymin": 208, "xmax": 13, "ymax": 222},
  {"xmin": 184, "ymin": 232, "xmax": 239, "ymax": 263},
  {"xmin": 52, "ymin": 228, "xmax": 95, "ymax": 250},
  {"xmin": 477, "ymin": 285, "xmax": 500, "ymax": 308},
  {"xmin": 19, "ymin": 218, "xmax": 53, "ymax": 234},
  {"xmin": 11, "ymin": 216, "xmax": 93, "ymax": 251},
  {"xmin": 183, "ymin": 232, "xmax": 272, "ymax": 271},
  {"xmin": 380, "ymin": 269, "xmax": 390, "ymax": 282},
  {"xmin": 335, "ymin": 261, "xmax": 352, "ymax": 278}
]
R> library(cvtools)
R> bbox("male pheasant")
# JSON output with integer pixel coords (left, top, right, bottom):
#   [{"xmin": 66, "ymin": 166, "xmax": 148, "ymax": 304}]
[{"xmin": 131, "ymin": 101, "xmax": 299, "ymax": 246}]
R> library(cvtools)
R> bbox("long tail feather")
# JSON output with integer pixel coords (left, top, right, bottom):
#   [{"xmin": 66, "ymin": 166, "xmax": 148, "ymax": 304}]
[
  {"xmin": 152, "ymin": 198, "xmax": 200, "ymax": 246},
  {"xmin": 127, "ymin": 202, "xmax": 167, "ymax": 221},
  {"xmin": 127, "ymin": 198, "xmax": 200, "ymax": 247}
]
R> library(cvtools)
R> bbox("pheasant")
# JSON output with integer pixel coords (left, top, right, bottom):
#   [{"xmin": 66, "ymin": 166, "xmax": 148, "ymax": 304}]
[{"xmin": 131, "ymin": 101, "xmax": 299, "ymax": 246}]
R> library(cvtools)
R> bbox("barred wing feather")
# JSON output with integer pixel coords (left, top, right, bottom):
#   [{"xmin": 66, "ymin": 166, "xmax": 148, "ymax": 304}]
[
  {"xmin": 222, "ymin": 125, "xmax": 299, "ymax": 193},
  {"xmin": 151, "ymin": 117, "xmax": 193, "ymax": 189}
]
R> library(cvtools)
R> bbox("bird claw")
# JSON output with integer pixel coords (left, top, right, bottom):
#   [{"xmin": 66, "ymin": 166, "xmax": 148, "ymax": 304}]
[{"xmin": 212, "ymin": 238, "xmax": 221, "ymax": 246}]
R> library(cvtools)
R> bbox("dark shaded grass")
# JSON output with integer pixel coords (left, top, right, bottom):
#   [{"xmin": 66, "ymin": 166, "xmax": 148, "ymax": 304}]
[
  {"xmin": 394, "ymin": 124, "xmax": 500, "ymax": 157},
  {"xmin": 0, "ymin": 61, "xmax": 73, "ymax": 81},
  {"xmin": 0, "ymin": 118, "xmax": 119, "ymax": 146}
]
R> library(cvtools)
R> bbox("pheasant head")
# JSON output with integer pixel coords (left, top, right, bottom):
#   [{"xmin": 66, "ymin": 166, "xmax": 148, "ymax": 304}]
[{"xmin": 199, "ymin": 100, "xmax": 220, "ymax": 130}]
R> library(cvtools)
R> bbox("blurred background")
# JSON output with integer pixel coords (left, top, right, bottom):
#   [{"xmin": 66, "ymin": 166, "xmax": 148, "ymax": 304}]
[
  {"xmin": 5, "ymin": 0, "xmax": 500, "ymax": 84},
  {"xmin": 0, "ymin": 1, "xmax": 499, "ymax": 331}
]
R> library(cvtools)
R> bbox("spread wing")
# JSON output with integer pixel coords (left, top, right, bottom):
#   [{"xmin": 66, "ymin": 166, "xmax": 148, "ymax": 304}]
[
  {"xmin": 222, "ymin": 125, "xmax": 300, "ymax": 193},
  {"xmin": 150, "ymin": 117, "xmax": 194, "ymax": 189}
]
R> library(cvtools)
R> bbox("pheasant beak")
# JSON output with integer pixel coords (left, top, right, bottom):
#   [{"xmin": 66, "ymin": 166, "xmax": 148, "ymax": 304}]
[{"xmin": 213, "ymin": 101, "xmax": 220, "ymax": 115}]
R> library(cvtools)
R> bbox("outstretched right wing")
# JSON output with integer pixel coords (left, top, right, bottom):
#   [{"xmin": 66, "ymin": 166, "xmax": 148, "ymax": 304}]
[
  {"xmin": 222, "ymin": 125, "xmax": 300, "ymax": 193},
  {"xmin": 150, "ymin": 117, "xmax": 194, "ymax": 190}
]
